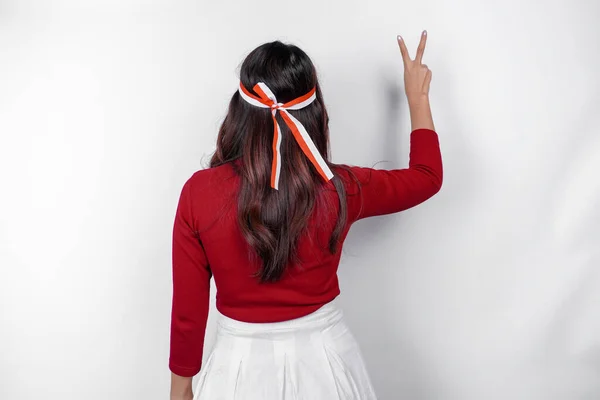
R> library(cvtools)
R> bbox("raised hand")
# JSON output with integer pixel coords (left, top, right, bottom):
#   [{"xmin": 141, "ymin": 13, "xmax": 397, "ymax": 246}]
[
  {"xmin": 397, "ymin": 31, "xmax": 435, "ymax": 131},
  {"xmin": 397, "ymin": 31, "xmax": 432, "ymax": 104}
]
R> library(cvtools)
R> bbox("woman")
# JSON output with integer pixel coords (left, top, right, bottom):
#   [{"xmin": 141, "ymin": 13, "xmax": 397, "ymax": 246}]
[{"xmin": 170, "ymin": 31, "xmax": 442, "ymax": 400}]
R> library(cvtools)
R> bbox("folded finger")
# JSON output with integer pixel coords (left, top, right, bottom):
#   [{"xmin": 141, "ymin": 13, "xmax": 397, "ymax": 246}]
[{"xmin": 423, "ymin": 69, "xmax": 432, "ymax": 93}]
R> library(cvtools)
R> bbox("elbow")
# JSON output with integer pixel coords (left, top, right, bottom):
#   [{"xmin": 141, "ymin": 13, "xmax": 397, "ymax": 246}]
[
  {"xmin": 425, "ymin": 177, "xmax": 442, "ymax": 201},
  {"xmin": 428, "ymin": 162, "xmax": 443, "ymax": 196},
  {"xmin": 432, "ymin": 172, "xmax": 443, "ymax": 194},
  {"xmin": 414, "ymin": 165, "xmax": 443, "ymax": 197}
]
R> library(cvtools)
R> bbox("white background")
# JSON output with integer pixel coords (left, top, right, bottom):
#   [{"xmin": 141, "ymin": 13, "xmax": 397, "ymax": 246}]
[{"xmin": 1, "ymin": 1, "xmax": 599, "ymax": 399}]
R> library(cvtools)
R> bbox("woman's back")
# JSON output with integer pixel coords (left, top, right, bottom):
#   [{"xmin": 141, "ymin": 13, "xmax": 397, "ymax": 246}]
[
  {"xmin": 170, "ymin": 129, "xmax": 442, "ymax": 376},
  {"xmin": 169, "ymin": 32, "xmax": 440, "ymax": 399}
]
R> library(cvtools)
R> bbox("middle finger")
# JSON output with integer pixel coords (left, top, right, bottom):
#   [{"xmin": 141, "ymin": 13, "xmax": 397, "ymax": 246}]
[{"xmin": 415, "ymin": 30, "xmax": 427, "ymax": 64}]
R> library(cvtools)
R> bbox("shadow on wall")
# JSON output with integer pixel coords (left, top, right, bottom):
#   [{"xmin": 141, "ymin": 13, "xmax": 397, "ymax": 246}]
[
  {"xmin": 339, "ymin": 74, "xmax": 433, "ymax": 398},
  {"xmin": 339, "ymin": 59, "xmax": 483, "ymax": 398}
]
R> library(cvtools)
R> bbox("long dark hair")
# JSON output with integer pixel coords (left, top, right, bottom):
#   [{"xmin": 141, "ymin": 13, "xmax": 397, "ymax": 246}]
[{"xmin": 210, "ymin": 41, "xmax": 351, "ymax": 283}]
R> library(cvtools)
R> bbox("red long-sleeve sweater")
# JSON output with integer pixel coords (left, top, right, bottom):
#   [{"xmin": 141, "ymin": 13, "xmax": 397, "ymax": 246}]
[{"xmin": 169, "ymin": 128, "xmax": 443, "ymax": 377}]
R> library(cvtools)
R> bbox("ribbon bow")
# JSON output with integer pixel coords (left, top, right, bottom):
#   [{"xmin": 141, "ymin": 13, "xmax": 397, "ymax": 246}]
[{"xmin": 238, "ymin": 82, "xmax": 334, "ymax": 190}]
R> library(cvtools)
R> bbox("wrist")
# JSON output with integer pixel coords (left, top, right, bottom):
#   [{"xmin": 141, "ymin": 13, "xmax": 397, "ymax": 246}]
[
  {"xmin": 171, "ymin": 372, "xmax": 193, "ymax": 399},
  {"xmin": 170, "ymin": 395, "xmax": 193, "ymax": 400},
  {"xmin": 408, "ymin": 95, "xmax": 435, "ymax": 131},
  {"xmin": 170, "ymin": 391, "xmax": 193, "ymax": 400},
  {"xmin": 407, "ymin": 94, "xmax": 430, "ymax": 107}
]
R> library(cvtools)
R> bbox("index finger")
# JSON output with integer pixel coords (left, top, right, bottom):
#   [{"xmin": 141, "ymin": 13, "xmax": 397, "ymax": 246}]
[
  {"xmin": 415, "ymin": 30, "xmax": 427, "ymax": 64},
  {"xmin": 397, "ymin": 35, "xmax": 411, "ymax": 67}
]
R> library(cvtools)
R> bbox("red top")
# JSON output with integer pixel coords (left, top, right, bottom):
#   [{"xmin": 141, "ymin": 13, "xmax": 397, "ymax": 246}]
[{"xmin": 169, "ymin": 128, "xmax": 443, "ymax": 377}]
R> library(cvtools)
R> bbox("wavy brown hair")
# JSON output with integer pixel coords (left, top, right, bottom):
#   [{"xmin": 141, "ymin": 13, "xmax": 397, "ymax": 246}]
[{"xmin": 210, "ymin": 41, "xmax": 352, "ymax": 283}]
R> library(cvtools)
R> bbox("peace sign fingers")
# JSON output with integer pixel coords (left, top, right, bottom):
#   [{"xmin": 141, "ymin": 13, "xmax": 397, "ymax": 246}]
[
  {"xmin": 396, "ymin": 30, "xmax": 433, "ymax": 100},
  {"xmin": 398, "ymin": 31, "xmax": 428, "ymax": 66},
  {"xmin": 415, "ymin": 30, "xmax": 427, "ymax": 64},
  {"xmin": 397, "ymin": 35, "xmax": 411, "ymax": 67}
]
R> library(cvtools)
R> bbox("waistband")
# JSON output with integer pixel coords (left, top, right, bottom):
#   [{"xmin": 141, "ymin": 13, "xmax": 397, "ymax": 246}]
[{"xmin": 216, "ymin": 297, "xmax": 344, "ymax": 338}]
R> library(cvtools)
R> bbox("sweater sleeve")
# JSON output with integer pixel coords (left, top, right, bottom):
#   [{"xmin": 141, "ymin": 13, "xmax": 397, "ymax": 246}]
[
  {"xmin": 345, "ymin": 128, "xmax": 443, "ymax": 221},
  {"xmin": 169, "ymin": 178, "xmax": 212, "ymax": 377}
]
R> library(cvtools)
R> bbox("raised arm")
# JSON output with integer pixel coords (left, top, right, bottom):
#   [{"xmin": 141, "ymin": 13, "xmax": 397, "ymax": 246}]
[
  {"xmin": 345, "ymin": 31, "xmax": 442, "ymax": 221},
  {"xmin": 399, "ymin": 30, "xmax": 435, "ymax": 132}
]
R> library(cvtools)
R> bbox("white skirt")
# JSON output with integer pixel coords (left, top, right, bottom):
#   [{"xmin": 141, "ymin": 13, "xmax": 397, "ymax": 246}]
[{"xmin": 193, "ymin": 297, "xmax": 378, "ymax": 400}]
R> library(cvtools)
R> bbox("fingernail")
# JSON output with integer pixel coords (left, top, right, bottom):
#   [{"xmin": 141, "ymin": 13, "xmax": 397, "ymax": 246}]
[
  {"xmin": 423, "ymin": 30, "xmax": 427, "ymax": 35},
  {"xmin": 397, "ymin": 35, "xmax": 403, "ymax": 41}
]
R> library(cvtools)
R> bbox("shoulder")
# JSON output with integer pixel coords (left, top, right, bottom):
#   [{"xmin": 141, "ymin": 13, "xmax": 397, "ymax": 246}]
[
  {"xmin": 331, "ymin": 164, "xmax": 375, "ymax": 189},
  {"xmin": 181, "ymin": 162, "xmax": 239, "ymax": 196},
  {"xmin": 176, "ymin": 163, "xmax": 239, "ymax": 226}
]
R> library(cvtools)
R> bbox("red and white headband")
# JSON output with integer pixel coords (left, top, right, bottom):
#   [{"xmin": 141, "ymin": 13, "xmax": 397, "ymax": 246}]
[{"xmin": 238, "ymin": 82, "xmax": 334, "ymax": 190}]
